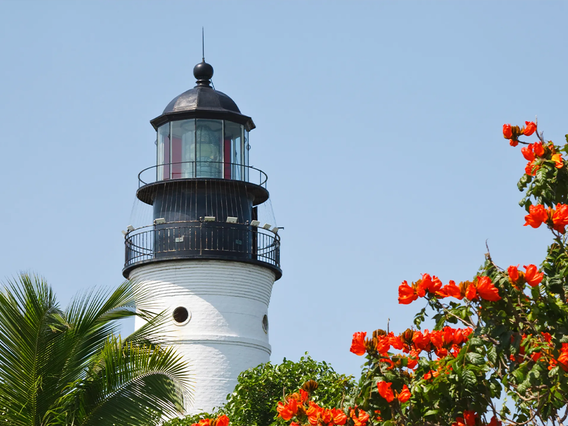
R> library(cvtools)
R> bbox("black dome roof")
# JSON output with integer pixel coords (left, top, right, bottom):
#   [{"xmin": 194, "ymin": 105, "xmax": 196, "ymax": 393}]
[
  {"xmin": 162, "ymin": 86, "xmax": 241, "ymax": 115},
  {"xmin": 150, "ymin": 61, "xmax": 255, "ymax": 131}
]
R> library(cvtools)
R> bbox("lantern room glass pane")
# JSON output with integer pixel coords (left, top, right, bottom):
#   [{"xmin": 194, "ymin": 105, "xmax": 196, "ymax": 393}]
[
  {"xmin": 195, "ymin": 119, "xmax": 222, "ymax": 178},
  {"xmin": 224, "ymin": 121, "xmax": 244, "ymax": 180},
  {"xmin": 157, "ymin": 123, "xmax": 170, "ymax": 180},
  {"xmin": 244, "ymin": 130, "xmax": 250, "ymax": 181},
  {"xmin": 171, "ymin": 119, "xmax": 196, "ymax": 178}
]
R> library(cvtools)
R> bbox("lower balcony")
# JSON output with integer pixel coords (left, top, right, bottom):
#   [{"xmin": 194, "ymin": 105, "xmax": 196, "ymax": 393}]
[{"xmin": 123, "ymin": 221, "xmax": 281, "ymax": 279}]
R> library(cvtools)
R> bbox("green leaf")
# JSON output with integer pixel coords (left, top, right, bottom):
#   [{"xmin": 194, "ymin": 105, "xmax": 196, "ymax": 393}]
[
  {"xmin": 466, "ymin": 352, "xmax": 485, "ymax": 365},
  {"xmin": 462, "ymin": 369, "xmax": 477, "ymax": 388},
  {"xmin": 487, "ymin": 345, "xmax": 497, "ymax": 365},
  {"xmin": 548, "ymin": 366, "xmax": 560, "ymax": 378}
]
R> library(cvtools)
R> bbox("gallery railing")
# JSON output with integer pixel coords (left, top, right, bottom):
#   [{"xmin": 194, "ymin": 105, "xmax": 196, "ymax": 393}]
[
  {"xmin": 124, "ymin": 221, "xmax": 280, "ymax": 273},
  {"xmin": 138, "ymin": 161, "xmax": 268, "ymax": 188}
]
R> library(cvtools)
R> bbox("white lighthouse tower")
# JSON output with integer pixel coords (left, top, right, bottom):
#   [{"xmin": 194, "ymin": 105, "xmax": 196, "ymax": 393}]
[{"xmin": 122, "ymin": 60, "xmax": 282, "ymax": 414}]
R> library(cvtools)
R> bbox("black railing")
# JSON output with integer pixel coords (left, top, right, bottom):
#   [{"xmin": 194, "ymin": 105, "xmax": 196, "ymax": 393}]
[
  {"xmin": 124, "ymin": 221, "xmax": 280, "ymax": 274},
  {"xmin": 138, "ymin": 161, "xmax": 268, "ymax": 188}
]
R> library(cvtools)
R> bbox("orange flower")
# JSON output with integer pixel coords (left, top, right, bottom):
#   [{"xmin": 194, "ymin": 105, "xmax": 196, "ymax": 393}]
[
  {"xmin": 437, "ymin": 280, "xmax": 463, "ymax": 299},
  {"xmin": 389, "ymin": 333, "xmax": 404, "ymax": 350},
  {"xmin": 321, "ymin": 409, "xmax": 333, "ymax": 424},
  {"xmin": 277, "ymin": 398, "xmax": 298, "ymax": 421},
  {"xmin": 465, "ymin": 282, "xmax": 477, "ymax": 300},
  {"xmin": 521, "ymin": 145, "xmax": 535, "ymax": 161},
  {"xmin": 350, "ymin": 409, "xmax": 369, "ymax": 426},
  {"xmin": 415, "ymin": 273, "xmax": 436, "ymax": 297},
  {"xmin": 350, "ymin": 332, "xmax": 367, "ymax": 356},
  {"xmin": 380, "ymin": 358, "xmax": 394, "ymax": 369},
  {"xmin": 523, "ymin": 121, "xmax": 537, "ymax": 136},
  {"xmin": 406, "ymin": 353, "xmax": 418, "ymax": 369},
  {"xmin": 525, "ymin": 160, "xmax": 539, "ymax": 176},
  {"xmin": 552, "ymin": 153, "xmax": 564, "ymax": 169},
  {"xmin": 429, "ymin": 330, "xmax": 443, "ymax": 349},
  {"xmin": 524, "ymin": 264, "xmax": 543, "ymax": 287},
  {"xmin": 463, "ymin": 411, "xmax": 476, "ymax": 426},
  {"xmin": 558, "ymin": 343, "xmax": 568, "ymax": 371},
  {"xmin": 510, "ymin": 139, "xmax": 519, "ymax": 147},
  {"xmin": 552, "ymin": 204, "xmax": 568, "ymax": 233},
  {"xmin": 476, "ymin": 276, "xmax": 501, "ymax": 301},
  {"xmin": 376, "ymin": 335, "xmax": 391, "ymax": 355},
  {"xmin": 426, "ymin": 274, "xmax": 443, "ymax": 294},
  {"xmin": 276, "ymin": 401, "xmax": 294, "ymax": 420},
  {"xmin": 332, "ymin": 409, "xmax": 347, "ymax": 426},
  {"xmin": 533, "ymin": 142, "xmax": 545, "ymax": 157},
  {"xmin": 306, "ymin": 401, "xmax": 322, "ymax": 425},
  {"xmin": 377, "ymin": 381, "xmax": 394, "ymax": 402},
  {"xmin": 503, "ymin": 124, "xmax": 513, "ymax": 139},
  {"xmin": 488, "ymin": 416, "xmax": 502, "ymax": 426},
  {"xmin": 396, "ymin": 384, "xmax": 411, "ymax": 403},
  {"xmin": 216, "ymin": 415, "xmax": 229, "ymax": 426},
  {"xmin": 524, "ymin": 204, "xmax": 548, "ymax": 228},
  {"xmin": 507, "ymin": 265, "xmax": 520, "ymax": 285},
  {"xmin": 412, "ymin": 330, "xmax": 431, "ymax": 352},
  {"xmin": 417, "ymin": 274, "xmax": 442, "ymax": 295},
  {"xmin": 423, "ymin": 370, "xmax": 439, "ymax": 380},
  {"xmin": 398, "ymin": 281, "xmax": 418, "ymax": 304}
]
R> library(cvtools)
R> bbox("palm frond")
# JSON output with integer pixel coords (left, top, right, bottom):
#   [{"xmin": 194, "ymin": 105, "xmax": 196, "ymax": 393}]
[
  {"xmin": 0, "ymin": 274, "xmax": 191, "ymax": 426},
  {"xmin": 72, "ymin": 336, "xmax": 192, "ymax": 426},
  {"xmin": 0, "ymin": 274, "xmax": 64, "ymax": 425}
]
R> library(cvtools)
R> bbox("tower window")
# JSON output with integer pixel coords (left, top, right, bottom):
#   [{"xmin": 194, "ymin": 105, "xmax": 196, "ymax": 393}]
[
  {"xmin": 262, "ymin": 315, "xmax": 269, "ymax": 334},
  {"xmin": 173, "ymin": 306, "xmax": 190, "ymax": 325}
]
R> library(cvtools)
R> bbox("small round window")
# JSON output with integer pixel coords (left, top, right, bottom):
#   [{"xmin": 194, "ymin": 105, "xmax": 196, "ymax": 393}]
[
  {"xmin": 262, "ymin": 315, "xmax": 269, "ymax": 334},
  {"xmin": 173, "ymin": 307, "xmax": 190, "ymax": 325}
]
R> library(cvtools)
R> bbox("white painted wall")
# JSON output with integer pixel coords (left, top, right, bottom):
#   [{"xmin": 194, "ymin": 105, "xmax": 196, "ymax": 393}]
[{"xmin": 129, "ymin": 259, "xmax": 276, "ymax": 414}]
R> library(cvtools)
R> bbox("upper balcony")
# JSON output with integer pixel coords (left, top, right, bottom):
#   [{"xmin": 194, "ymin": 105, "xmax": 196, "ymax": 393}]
[
  {"xmin": 136, "ymin": 161, "xmax": 270, "ymax": 205},
  {"xmin": 122, "ymin": 220, "xmax": 281, "ymax": 280}
]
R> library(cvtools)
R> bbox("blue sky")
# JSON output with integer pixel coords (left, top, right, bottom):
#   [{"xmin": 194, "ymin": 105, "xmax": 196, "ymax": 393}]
[{"xmin": 1, "ymin": 1, "xmax": 567, "ymax": 378}]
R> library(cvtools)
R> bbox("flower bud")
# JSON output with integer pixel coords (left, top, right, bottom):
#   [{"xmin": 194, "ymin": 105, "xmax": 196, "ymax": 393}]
[
  {"xmin": 302, "ymin": 380, "xmax": 319, "ymax": 394},
  {"xmin": 400, "ymin": 328, "xmax": 414, "ymax": 345}
]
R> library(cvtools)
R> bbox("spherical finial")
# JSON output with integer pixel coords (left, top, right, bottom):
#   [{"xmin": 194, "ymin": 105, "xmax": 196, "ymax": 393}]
[{"xmin": 194, "ymin": 61, "xmax": 214, "ymax": 87}]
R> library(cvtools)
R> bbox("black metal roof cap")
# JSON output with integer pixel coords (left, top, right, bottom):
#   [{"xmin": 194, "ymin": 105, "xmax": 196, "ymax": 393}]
[{"xmin": 150, "ymin": 61, "xmax": 255, "ymax": 131}]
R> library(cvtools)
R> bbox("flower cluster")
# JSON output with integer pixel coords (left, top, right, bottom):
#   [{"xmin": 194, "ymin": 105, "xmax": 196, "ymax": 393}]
[
  {"xmin": 507, "ymin": 264, "xmax": 544, "ymax": 288},
  {"xmin": 191, "ymin": 415, "xmax": 229, "ymax": 426},
  {"xmin": 398, "ymin": 273, "xmax": 501, "ymax": 304},
  {"xmin": 277, "ymin": 386, "xmax": 355, "ymax": 426},
  {"xmin": 452, "ymin": 411, "xmax": 501, "ymax": 426},
  {"xmin": 377, "ymin": 381, "xmax": 410, "ymax": 403},
  {"xmin": 524, "ymin": 203, "xmax": 568, "ymax": 233},
  {"xmin": 503, "ymin": 121, "xmax": 536, "ymax": 146},
  {"xmin": 508, "ymin": 332, "xmax": 553, "ymax": 364},
  {"xmin": 350, "ymin": 326, "xmax": 473, "ymax": 363},
  {"xmin": 503, "ymin": 121, "xmax": 564, "ymax": 175}
]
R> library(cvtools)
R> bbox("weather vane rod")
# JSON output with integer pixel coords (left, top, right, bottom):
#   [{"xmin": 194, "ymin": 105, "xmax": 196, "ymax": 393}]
[{"xmin": 202, "ymin": 27, "xmax": 205, "ymax": 61}]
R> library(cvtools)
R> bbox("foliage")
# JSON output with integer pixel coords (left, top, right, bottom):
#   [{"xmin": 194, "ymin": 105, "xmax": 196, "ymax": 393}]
[
  {"xmin": 270, "ymin": 121, "xmax": 568, "ymax": 426},
  {"xmin": 0, "ymin": 274, "xmax": 191, "ymax": 426},
  {"xmin": 164, "ymin": 355, "xmax": 355, "ymax": 426}
]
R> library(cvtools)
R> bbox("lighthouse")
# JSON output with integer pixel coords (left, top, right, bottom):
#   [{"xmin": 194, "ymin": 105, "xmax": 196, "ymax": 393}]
[{"xmin": 122, "ymin": 60, "xmax": 282, "ymax": 414}]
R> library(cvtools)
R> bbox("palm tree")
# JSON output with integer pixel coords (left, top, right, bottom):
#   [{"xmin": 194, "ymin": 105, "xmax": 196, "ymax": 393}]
[{"xmin": 0, "ymin": 273, "xmax": 191, "ymax": 426}]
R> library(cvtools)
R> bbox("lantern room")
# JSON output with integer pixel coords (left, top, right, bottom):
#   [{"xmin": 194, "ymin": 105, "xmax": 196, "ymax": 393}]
[{"xmin": 155, "ymin": 118, "xmax": 249, "ymax": 181}]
